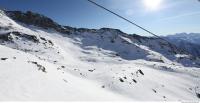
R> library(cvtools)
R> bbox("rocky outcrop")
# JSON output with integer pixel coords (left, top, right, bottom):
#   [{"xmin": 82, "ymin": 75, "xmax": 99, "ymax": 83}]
[
  {"xmin": 5, "ymin": 10, "xmax": 71, "ymax": 34},
  {"xmin": 6, "ymin": 11, "xmax": 58, "ymax": 29},
  {"xmin": 0, "ymin": 31, "xmax": 39, "ymax": 43}
]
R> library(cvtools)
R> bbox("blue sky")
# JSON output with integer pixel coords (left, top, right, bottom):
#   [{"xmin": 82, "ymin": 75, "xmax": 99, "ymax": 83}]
[{"xmin": 0, "ymin": 0, "xmax": 200, "ymax": 36}]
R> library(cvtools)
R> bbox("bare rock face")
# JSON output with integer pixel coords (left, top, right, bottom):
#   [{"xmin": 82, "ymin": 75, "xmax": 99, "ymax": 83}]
[
  {"xmin": 6, "ymin": 11, "xmax": 58, "ymax": 28},
  {"xmin": 0, "ymin": 31, "xmax": 39, "ymax": 43},
  {"xmin": 5, "ymin": 10, "xmax": 71, "ymax": 34}
]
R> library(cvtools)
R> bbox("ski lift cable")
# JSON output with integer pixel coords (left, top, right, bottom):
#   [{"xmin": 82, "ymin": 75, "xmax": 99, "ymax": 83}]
[{"xmin": 86, "ymin": 0, "xmax": 185, "ymax": 53}]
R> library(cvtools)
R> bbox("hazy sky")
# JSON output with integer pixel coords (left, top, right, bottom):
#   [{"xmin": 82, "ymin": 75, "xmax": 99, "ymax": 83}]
[{"xmin": 0, "ymin": 0, "xmax": 200, "ymax": 36}]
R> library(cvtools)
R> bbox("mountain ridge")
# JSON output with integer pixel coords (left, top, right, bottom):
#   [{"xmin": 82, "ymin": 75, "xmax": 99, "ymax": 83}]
[
  {"xmin": 0, "ymin": 9, "xmax": 200, "ymax": 101},
  {"xmin": 1, "ymin": 9, "xmax": 200, "ymax": 67},
  {"xmin": 166, "ymin": 32, "xmax": 200, "ymax": 45},
  {"xmin": 165, "ymin": 33, "xmax": 200, "ymax": 57}
]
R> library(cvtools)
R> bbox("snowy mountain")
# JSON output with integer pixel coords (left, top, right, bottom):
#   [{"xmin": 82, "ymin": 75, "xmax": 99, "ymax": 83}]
[
  {"xmin": 165, "ymin": 33, "xmax": 200, "ymax": 57},
  {"xmin": 0, "ymin": 10, "xmax": 200, "ymax": 101},
  {"xmin": 166, "ymin": 33, "xmax": 200, "ymax": 45}
]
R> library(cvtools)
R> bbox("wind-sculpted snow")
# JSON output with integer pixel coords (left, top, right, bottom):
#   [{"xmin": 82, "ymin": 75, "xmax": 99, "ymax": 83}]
[{"xmin": 0, "ymin": 9, "xmax": 200, "ymax": 101}]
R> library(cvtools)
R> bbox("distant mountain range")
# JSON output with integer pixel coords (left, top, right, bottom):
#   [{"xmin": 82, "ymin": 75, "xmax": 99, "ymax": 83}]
[
  {"xmin": 166, "ymin": 33, "xmax": 200, "ymax": 45},
  {"xmin": 165, "ymin": 33, "xmax": 200, "ymax": 57}
]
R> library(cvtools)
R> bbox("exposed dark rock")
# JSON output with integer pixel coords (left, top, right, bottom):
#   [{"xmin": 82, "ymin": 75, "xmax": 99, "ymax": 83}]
[
  {"xmin": 5, "ymin": 11, "xmax": 71, "ymax": 34},
  {"xmin": 77, "ymin": 28, "xmax": 96, "ymax": 33},
  {"xmin": 110, "ymin": 39, "xmax": 115, "ymax": 43},
  {"xmin": 6, "ymin": 11, "xmax": 58, "ymax": 29},
  {"xmin": 13, "ymin": 31, "xmax": 39, "ymax": 43},
  {"xmin": 196, "ymin": 87, "xmax": 200, "ymax": 99},
  {"xmin": 197, "ymin": 93, "xmax": 200, "ymax": 99},
  {"xmin": 0, "ymin": 33, "xmax": 13, "ymax": 42},
  {"xmin": 88, "ymin": 69, "xmax": 95, "ymax": 72},
  {"xmin": 1, "ymin": 58, "xmax": 8, "ymax": 60},
  {"xmin": 132, "ymin": 79, "xmax": 137, "ymax": 83},
  {"xmin": 28, "ymin": 61, "xmax": 47, "ymax": 73},
  {"xmin": 119, "ymin": 78, "xmax": 124, "ymax": 82},
  {"xmin": 40, "ymin": 37, "xmax": 46, "ymax": 41},
  {"xmin": 152, "ymin": 89, "xmax": 157, "ymax": 93},
  {"xmin": 0, "ymin": 31, "xmax": 39, "ymax": 43},
  {"xmin": 138, "ymin": 69, "xmax": 144, "ymax": 75},
  {"xmin": 48, "ymin": 40, "xmax": 54, "ymax": 45},
  {"xmin": 163, "ymin": 96, "xmax": 166, "ymax": 99},
  {"xmin": 123, "ymin": 77, "xmax": 127, "ymax": 79},
  {"xmin": 40, "ymin": 37, "xmax": 54, "ymax": 46},
  {"xmin": 115, "ymin": 53, "xmax": 120, "ymax": 56},
  {"xmin": 80, "ymin": 73, "xmax": 83, "ymax": 75},
  {"xmin": 160, "ymin": 66, "xmax": 174, "ymax": 72}
]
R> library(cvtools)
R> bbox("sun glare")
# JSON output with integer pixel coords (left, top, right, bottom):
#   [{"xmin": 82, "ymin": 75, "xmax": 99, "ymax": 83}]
[{"xmin": 143, "ymin": 0, "xmax": 163, "ymax": 11}]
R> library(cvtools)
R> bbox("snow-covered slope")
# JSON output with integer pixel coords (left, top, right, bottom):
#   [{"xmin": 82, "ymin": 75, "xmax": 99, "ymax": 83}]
[{"xmin": 0, "ymin": 10, "xmax": 200, "ymax": 101}]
